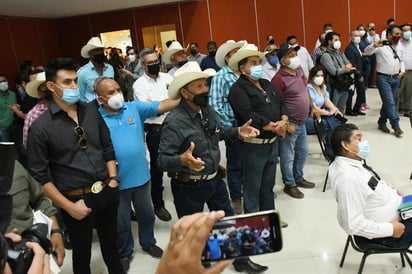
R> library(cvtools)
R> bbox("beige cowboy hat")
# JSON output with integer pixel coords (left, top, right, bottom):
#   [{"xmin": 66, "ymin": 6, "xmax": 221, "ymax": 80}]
[
  {"xmin": 168, "ymin": 61, "xmax": 216, "ymax": 99},
  {"xmin": 163, "ymin": 41, "xmax": 185, "ymax": 65},
  {"xmin": 215, "ymin": 40, "xmax": 246, "ymax": 68},
  {"xmin": 81, "ymin": 37, "xmax": 104, "ymax": 58},
  {"xmin": 228, "ymin": 43, "xmax": 264, "ymax": 71},
  {"xmin": 25, "ymin": 72, "xmax": 46, "ymax": 98}
]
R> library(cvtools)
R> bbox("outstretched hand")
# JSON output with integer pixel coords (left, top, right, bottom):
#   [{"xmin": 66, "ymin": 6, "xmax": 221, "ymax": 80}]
[
  {"xmin": 239, "ymin": 119, "xmax": 260, "ymax": 140},
  {"xmin": 180, "ymin": 142, "xmax": 205, "ymax": 172}
]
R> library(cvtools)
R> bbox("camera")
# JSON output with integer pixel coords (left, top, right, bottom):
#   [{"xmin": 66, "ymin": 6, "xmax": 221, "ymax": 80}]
[
  {"xmin": 382, "ymin": 40, "xmax": 393, "ymax": 46},
  {"xmin": 7, "ymin": 223, "xmax": 52, "ymax": 274}
]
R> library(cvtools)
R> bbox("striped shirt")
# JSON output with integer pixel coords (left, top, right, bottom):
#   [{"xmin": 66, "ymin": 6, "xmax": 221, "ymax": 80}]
[{"xmin": 23, "ymin": 100, "xmax": 48, "ymax": 148}]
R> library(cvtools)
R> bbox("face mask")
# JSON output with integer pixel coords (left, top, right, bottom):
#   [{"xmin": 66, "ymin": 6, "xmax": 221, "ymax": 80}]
[
  {"xmin": 269, "ymin": 56, "xmax": 279, "ymax": 66},
  {"xmin": 403, "ymin": 31, "xmax": 412, "ymax": 40},
  {"xmin": 128, "ymin": 54, "xmax": 136, "ymax": 62},
  {"xmin": 245, "ymin": 230, "xmax": 250, "ymax": 234},
  {"xmin": 353, "ymin": 37, "xmax": 361, "ymax": 44},
  {"xmin": 313, "ymin": 76, "xmax": 324, "ymax": 86},
  {"xmin": 190, "ymin": 48, "xmax": 197, "ymax": 55},
  {"xmin": 18, "ymin": 87, "xmax": 26, "ymax": 99},
  {"xmin": 209, "ymin": 51, "xmax": 217, "ymax": 57},
  {"xmin": 359, "ymin": 30, "xmax": 366, "ymax": 37},
  {"xmin": 0, "ymin": 82, "xmax": 8, "ymax": 92},
  {"xmin": 209, "ymin": 236, "xmax": 214, "ymax": 240},
  {"xmin": 61, "ymin": 88, "xmax": 80, "ymax": 105},
  {"xmin": 290, "ymin": 43, "xmax": 299, "ymax": 48},
  {"xmin": 248, "ymin": 65, "xmax": 263, "ymax": 80},
  {"xmin": 356, "ymin": 140, "xmax": 370, "ymax": 159},
  {"xmin": 107, "ymin": 93, "xmax": 124, "ymax": 110},
  {"xmin": 392, "ymin": 36, "xmax": 401, "ymax": 44},
  {"xmin": 333, "ymin": 40, "xmax": 341, "ymax": 50},
  {"xmin": 269, "ymin": 39, "xmax": 275, "ymax": 45},
  {"xmin": 147, "ymin": 63, "xmax": 161, "ymax": 76},
  {"xmin": 192, "ymin": 92, "xmax": 209, "ymax": 107},
  {"xmin": 92, "ymin": 53, "xmax": 106, "ymax": 64},
  {"xmin": 287, "ymin": 56, "xmax": 301, "ymax": 70},
  {"xmin": 177, "ymin": 60, "xmax": 187, "ymax": 67}
]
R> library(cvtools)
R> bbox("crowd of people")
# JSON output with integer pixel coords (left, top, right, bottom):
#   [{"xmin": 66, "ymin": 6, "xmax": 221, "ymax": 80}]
[{"xmin": 0, "ymin": 17, "xmax": 411, "ymax": 274}]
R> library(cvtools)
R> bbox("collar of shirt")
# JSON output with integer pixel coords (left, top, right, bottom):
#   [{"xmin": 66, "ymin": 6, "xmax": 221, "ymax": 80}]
[
  {"xmin": 87, "ymin": 60, "xmax": 111, "ymax": 71},
  {"xmin": 180, "ymin": 99, "xmax": 201, "ymax": 120},
  {"xmin": 98, "ymin": 103, "xmax": 127, "ymax": 117},
  {"xmin": 335, "ymin": 156, "xmax": 363, "ymax": 168}
]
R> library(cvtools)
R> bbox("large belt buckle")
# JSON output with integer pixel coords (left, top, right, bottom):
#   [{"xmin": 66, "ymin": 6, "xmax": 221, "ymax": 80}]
[{"xmin": 91, "ymin": 181, "xmax": 104, "ymax": 194}]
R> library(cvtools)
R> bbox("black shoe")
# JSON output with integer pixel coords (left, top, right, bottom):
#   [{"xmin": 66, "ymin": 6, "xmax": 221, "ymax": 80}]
[
  {"xmin": 284, "ymin": 185, "xmax": 304, "ymax": 199},
  {"xmin": 233, "ymin": 258, "xmax": 268, "ymax": 273},
  {"xmin": 296, "ymin": 179, "xmax": 316, "ymax": 189},
  {"xmin": 63, "ymin": 230, "xmax": 72, "ymax": 250},
  {"xmin": 353, "ymin": 110, "xmax": 366, "ymax": 116},
  {"xmin": 142, "ymin": 244, "xmax": 163, "ymax": 258},
  {"xmin": 345, "ymin": 111, "xmax": 358, "ymax": 116},
  {"xmin": 120, "ymin": 255, "xmax": 133, "ymax": 273},
  {"xmin": 154, "ymin": 207, "xmax": 172, "ymax": 222}
]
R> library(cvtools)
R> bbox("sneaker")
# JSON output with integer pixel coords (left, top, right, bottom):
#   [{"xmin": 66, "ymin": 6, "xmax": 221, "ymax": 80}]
[
  {"xmin": 232, "ymin": 199, "xmax": 243, "ymax": 215},
  {"xmin": 284, "ymin": 185, "xmax": 304, "ymax": 199},
  {"xmin": 378, "ymin": 124, "xmax": 390, "ymax": 133},
  {"xmin": 394, "ymin": 128, "xmax": 404, "ymax": 137},
  {"xmin": 353, "ymin": 110, "xmax": 366, "ymax": 116},
  {"xmin": 360, "ymin": 105, "xmax": 367, "ymax": 111},
  {"xmin": 296, "ymin": 179, "xmax": 315, "ymax": 188},
  {"xmin": 142, "ymin": 244, "xmax": 163, "ymax": 258},
  {"xmin": 154, "ymin": 207, "xmax": 172, "ymax": 222}
]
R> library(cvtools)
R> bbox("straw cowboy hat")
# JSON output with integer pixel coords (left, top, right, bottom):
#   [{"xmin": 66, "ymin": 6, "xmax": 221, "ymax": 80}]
[
  {"xmin": 228, "ymin": 43, "xmax": 264, "ymax": 71},
  {"xmin": 25, "ymin": 72, "xmax": 46, "ymax": 98},
  {"xmin": 215, "ymin": 40, "xmax": 246, "ymax": 68},
  {"xmin": 168, "ymin": 61, "xmax": 216, "ymax": 99},
  {"xmin": 80, "ymin": 37, "xmax": 104, "ymax": 58},
  {"xmin": 162, "ymin": 41, "xmax": 185, "ymax": 65}
]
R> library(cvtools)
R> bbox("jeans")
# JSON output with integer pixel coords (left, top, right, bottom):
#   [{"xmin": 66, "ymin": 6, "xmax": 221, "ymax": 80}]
[
  {"xmin": 62, "ymin": 186, "xmax": 124, "ymax": 274},
  {"xmin": 397, "ymin": 70, "xmax": 412, "ymax": 111},
  {"xmin": 117, "ymin": 181, "xmax": 156, "ymax": 258},
  {"xmin": 0, "ymin": 127, "xmax": 12, "ymax": 142},
  {"xmin": 241, "ymin": 141, "xmax": 278, "ymax": 213},
  {"xmin": 280, "ymin": 123, "xmax": 308, "ymax": 187},
  {"xmin": 330, "ymin": 86, "xmax": 349, "ymax": 113},
  {"xmin": 376, "ymin": 75, "xmax": 400, "ymax": 129},
  {"xmin": 225, "ymin": 140, "xmax": 243, "ymax": 201},
  {"xmin": 171, "ymin": 175, "xmax": 234, "ymax": 218},
  {"xmin": 371, "ymin": 217, "xmax": 412, "ymax": 248},
  {"xmin": 146, "ymin": 128, "xmax": 164, "ymax": 209}
]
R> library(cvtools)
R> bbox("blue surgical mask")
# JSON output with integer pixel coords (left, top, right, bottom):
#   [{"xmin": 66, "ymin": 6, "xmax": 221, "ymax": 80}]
[
  {"xmin": 61, "ymin": 88, "xmax": 80, "ymax": 105},
  {"xmin": 269, "ymin": 56, "xmax": 279, "ymax": 66},
  {"xmin": 403, "ymin": 31, "xmax": 412, "ymax": 40},
  {"xmin": 357, "ymin": 140, "xmax": 370, "ymax": 159},
  {"xmin": 248, "ymin": 65, "xmax": 263, "ymax": 80}
]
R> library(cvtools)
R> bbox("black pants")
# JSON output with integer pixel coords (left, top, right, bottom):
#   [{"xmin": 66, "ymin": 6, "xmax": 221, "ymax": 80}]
[
  {"xmin": 146, "ymin": 128, "xmax": 165, "ymax": 209},
  {"xmin": 62, "ymin": 186, "xmax": 124, "ymax": 274}
]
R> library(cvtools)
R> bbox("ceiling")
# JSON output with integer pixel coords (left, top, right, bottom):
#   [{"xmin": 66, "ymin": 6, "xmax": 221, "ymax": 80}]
[{"xmin": 0, "ymin": 0, "xmax": 196, "ymax": 19}]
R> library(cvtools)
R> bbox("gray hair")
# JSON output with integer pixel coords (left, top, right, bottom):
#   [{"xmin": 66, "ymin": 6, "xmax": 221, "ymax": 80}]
[
  {"xmin": 93, "ymin": 76, "xmax": 112, "ymax": 95},
  {"xmin": 139, "ymin": 48, "xmax": 156, "ymax": 62}
]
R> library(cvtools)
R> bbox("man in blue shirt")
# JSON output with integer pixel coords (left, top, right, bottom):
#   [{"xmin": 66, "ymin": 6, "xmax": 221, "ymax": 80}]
[
  {"xmin": 95, "ymin": 77, "xmax": 179, "ymax": 272},
  {"xmin": 200, "ymin": 41, "xmax": 221, "ymax": 72},
  {"xmin": 78, "ymin": 37, "xmax": 114, "ymax": 103}
]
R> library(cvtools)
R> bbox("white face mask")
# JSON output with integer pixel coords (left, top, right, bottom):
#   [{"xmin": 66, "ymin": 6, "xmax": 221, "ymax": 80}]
[
  {"xmin": 313, "ymin": 76, "xmax": 324, "ymax": 86},
  {"xmin": 359, "ymin": 30, "xmax": 366, "ymax": 37},
  {"xmin": 107, "ymin": 93, "xmax": 124, "ymax": 110},
  {"xmin": 333, "ymin": 40, "xmax": 341, "ymax": 50},
  {"xmin": 128, "ymin": 54, "xmax": 136, "ymax": 62},
  {"xmin": 0, "ymin": 82, "xmax": 8, "ymax": 92},
  {"xmin": 287, "ymin": 56, "xmax": 301, "ymax": 70},
  {"xmin": 353, "ymin": 37, "xmax": 361, "ymax": 44}
]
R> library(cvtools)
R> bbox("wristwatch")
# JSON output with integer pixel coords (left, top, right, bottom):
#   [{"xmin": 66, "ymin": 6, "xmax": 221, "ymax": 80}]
[
  {"xmin": 51, "ymin": 228, "xmax": 63, "ymax": 235},
  {"xmin": 108, "ymin": 176, "xmax": 120, "ymax": 184}
]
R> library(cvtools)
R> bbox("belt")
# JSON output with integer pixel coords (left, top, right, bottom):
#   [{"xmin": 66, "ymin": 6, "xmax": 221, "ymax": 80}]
[
  {"xmin": 168, "ymin": 171, "xmax": 218, "ymax": 183},
  {"xmin": 289, "ymin": 118, "xmax": 305, "ymax": 125},
  {"xmin": 243, "ymin": 136, "xmax": 277, "ymax": 144},
  {"xmin": 377, "ymin": 72, "xmax": 399, "ymax": 78},
  {"xmin": 144, "ymin": 123, "xmax": 162, "ymax": 132},
  {"xmin": 62, "ymin": 180, "xmax": 108, "ymax": 196}
]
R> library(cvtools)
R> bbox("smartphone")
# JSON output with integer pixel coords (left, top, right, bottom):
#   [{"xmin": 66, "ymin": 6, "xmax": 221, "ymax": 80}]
[
  {"xmin": 382, "ymin": 40, "xmax": 393, "ymax": 46},
  {"xmin": 201, "ymin": 210, "xmax": 283, "ymax": 262}
]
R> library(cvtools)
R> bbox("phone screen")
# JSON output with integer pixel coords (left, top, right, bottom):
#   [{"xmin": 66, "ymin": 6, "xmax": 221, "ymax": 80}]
[{"xmin": 201, "ymin": 210, "xmax": 282, "ymax": 262}]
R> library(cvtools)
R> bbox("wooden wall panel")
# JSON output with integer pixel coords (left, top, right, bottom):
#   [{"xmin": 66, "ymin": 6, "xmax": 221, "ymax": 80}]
[{"xmin": 0, "ymin": 18, "xmax": 18, "ymax": 82}]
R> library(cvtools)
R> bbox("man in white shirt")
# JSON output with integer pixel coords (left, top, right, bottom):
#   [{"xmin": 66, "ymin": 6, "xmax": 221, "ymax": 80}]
[
  {"xmin": 286, "ymin": 35, "xmax": 314, "ymax": 79},
  {"xmin": 133, "ymin": 48, "xmax": 174, "ymax": 222},
  {"xmin": 329, "ymin": 123, "xmax": 412, "ymax": 247},
  {"xmin": 262, "ymin": 45, "xmax": 279, "ymax": 81},
  {"xmin": 365, "ymin": 24, "xmax": 405, "ymax": 137},
  {"xmin": 397, "ymin": 23, "xmax": 412, "ymax": 116}
]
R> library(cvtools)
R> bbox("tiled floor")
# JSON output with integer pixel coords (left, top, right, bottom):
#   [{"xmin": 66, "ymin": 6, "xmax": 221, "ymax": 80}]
[{"xmin": 60, "ymin": 89, "xmax": 412, "ymax": 274}]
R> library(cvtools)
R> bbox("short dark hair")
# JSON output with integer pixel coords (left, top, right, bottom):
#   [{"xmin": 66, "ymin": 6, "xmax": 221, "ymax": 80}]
[
  {"xmin": 286, "ymin": 35, "xmax": 297, "ymax": 43},
  {"xmin": 325, "ymin": 31, "xmax": 340, "ymax": 43},
  {"xmin": 238, "ymin": 57, "xmax": 249, "ymax": 71},
  {"xmin": 387, "ymin": 24, "xmax": 401, "ymax": 35},
  {"xmin": 207, "ymin": 41, "xmax": 217, "ymax": 48},
  {"xmin": 330, "ymin": 123, "xmax": 359, "ymax": 158},
  {"xmin": 400, "ymin": 23, "xmax": 412, "ymax": 30},
  {"xmin": 166, "ymin": 40, "xmax": 174, "ymax": 48},
  {"xmin": 190, "ymin": 42, "xmax": 199, "ymax": 48},
  {"xmin": 45, "ymin": 57, "xmax": 79, "ymax": 82},
  {"xmin": 14, "ymin": 72, "xmax": 29, "ymax": 85},
  {"xmin": 19, "ymin": 60, "xmax": 33, "ymax": 72},
  {"xmin": 387, "ymin": 18, "xmax": 395, "ymax": 25},
  {"xmin": 323, "ymin": 23, "xmax": 333, "ymax": 30},
  {"xmin": 126, "ymin": 46, "xmax": 138, "ymax": 55}
]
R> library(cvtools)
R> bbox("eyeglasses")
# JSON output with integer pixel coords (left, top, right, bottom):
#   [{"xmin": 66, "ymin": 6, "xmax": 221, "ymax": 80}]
[
  {"xmin": 146, "ymin": 60, "xmax": 160, "ymax": 66},
  {"xmin": 74, "ymin": 125, "xmax": 87, "ymax": 149},
  {"xmin": 262, "ymin": 90, "xmax": 271, "ymax": 104}
]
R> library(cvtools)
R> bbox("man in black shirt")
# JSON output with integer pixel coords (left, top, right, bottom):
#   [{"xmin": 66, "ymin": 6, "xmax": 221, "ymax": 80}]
[
  {"xmin": 27, "ymin": 57, "xmax": 124, "ymax": 274},
  {"xmin": 158, "ymin": 61, "xmax": 267, "ymax": 273}
]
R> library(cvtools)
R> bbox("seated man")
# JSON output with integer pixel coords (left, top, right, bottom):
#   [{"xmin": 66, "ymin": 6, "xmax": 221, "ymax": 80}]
[{"xmin": 329, "ymin": 123, "xmax": 412, "ymax": 248}]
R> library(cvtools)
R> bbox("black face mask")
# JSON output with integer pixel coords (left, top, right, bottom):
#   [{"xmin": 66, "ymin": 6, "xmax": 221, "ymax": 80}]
[
  {"xmin": 209, "ymin": 51, "xmax": 217, "ymax": 57},
  {"xmin": 190, "ymin": 48, "xmax": 197, "ymax": 55},
  {"xmin": 147, "ymin": 63, "xmax": 160, "ymax": 76},
  {"xmin": 92, "ymin": 53, "xmax": 106, "ymax": 64},
  {"xmin": 192, "ymin": 92, "xmax": 209, "ymax": 107},
  {"xmin": 269, "ymin": 39, "xmax": 275, "ymax": 45},
  {"xmin": 177, "ymin": 60, "xmax": 188, "ymax": 67}
]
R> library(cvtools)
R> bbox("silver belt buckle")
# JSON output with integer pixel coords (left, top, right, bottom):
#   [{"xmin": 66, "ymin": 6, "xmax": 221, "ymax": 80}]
[{"xmin": 91, "ymin": 181, "xmax": 104, "ymax": 194}]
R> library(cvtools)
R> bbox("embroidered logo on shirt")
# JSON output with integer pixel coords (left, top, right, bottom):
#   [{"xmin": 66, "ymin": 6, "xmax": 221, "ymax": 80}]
[{"xmin": 128, "ymin": 117, "xmax": 134, "ymax": 123}]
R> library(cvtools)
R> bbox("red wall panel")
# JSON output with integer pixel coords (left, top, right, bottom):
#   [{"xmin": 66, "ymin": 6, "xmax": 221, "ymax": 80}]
[
  {"xmin": 395, "ymin": 0, "xmax": 411, "ymax": 26},
  {"xmin": 0, "ymin": 18, "xmax": 18, "ymax": 82}
]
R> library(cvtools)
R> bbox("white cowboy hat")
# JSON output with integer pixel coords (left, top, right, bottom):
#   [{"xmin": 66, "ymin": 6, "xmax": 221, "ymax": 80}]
[
  {"xmin": 215, "ymin": 40, "xmax": 246, "ymax": 68},
  {"xmin": 26, "ymin": 72, "xmax": 46, "ymax": 98},
  {"xmin": 80, "ymin": 37, "xmax": 104, "ymax": 58},
  {"xmin": 168, "ymin": 61, "xmax": 216, "ymax": 99},
  {"xmin": 163, "ymin": 41, "xmax": 185, "ymax": 65},
  {"xmin": 228, "ymin": 43, "xmax": 264, "ymax": 71}
]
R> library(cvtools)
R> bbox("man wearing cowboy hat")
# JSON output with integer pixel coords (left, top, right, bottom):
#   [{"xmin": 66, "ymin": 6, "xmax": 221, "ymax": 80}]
[
  {"xmin": 162, "ymin": 41, "xmax": 188, "ymax": 77},
  {"xmin": 209, "ymin": 40, "xmax": 245, "ymax": 214},
  {"xmin": 228, "ymin": 43, "xmax": 289, "ymax": 214},
  {"xmin": 78, "ymin": 36, "xmax": 114, "ymax": 103},
  {"xmin": 158, "ymin": 61, "xmax": 268, "ymax": 273}
]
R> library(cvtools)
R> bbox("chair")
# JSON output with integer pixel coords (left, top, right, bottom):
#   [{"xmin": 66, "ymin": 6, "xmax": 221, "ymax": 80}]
[
  {"xmin": 312, "ymin": 118, "xmax": 331, "ymax": 192},
  {"xmin": 339, "ymin": 235, "xmax": 412, "ymax": 274}
]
